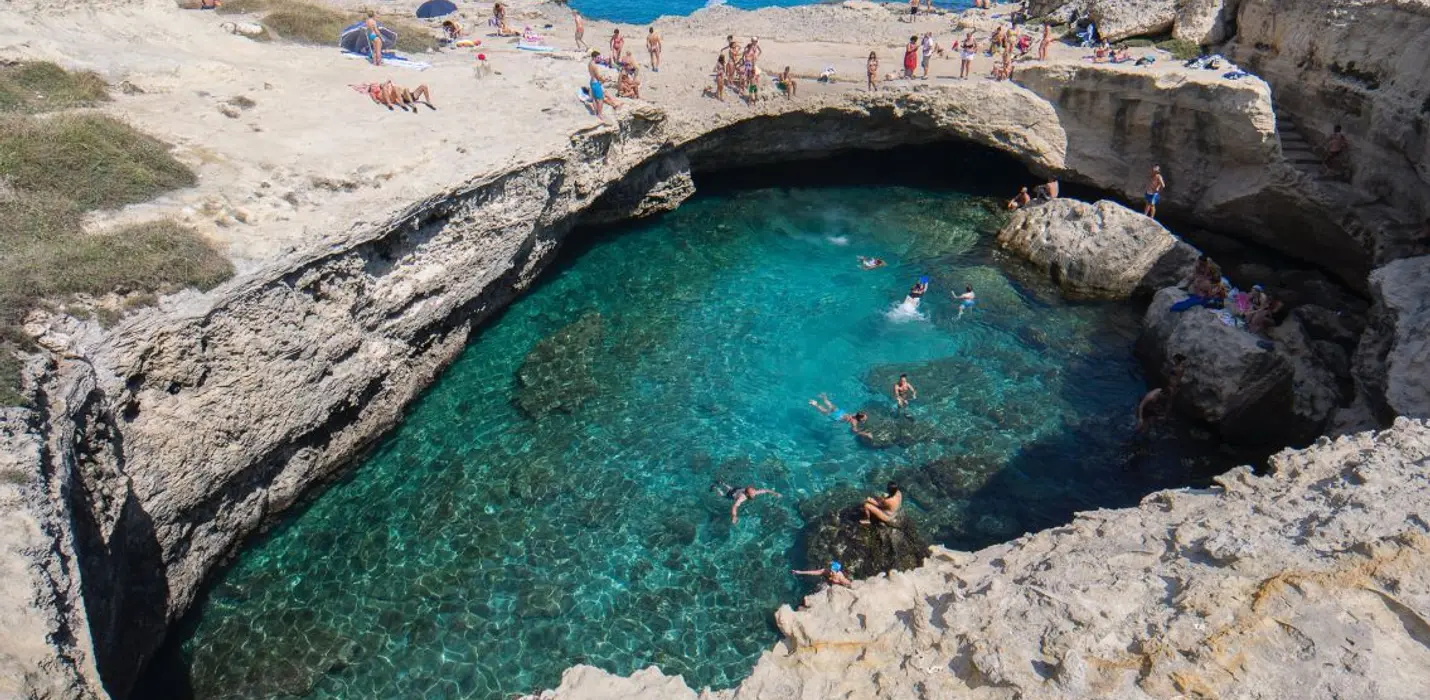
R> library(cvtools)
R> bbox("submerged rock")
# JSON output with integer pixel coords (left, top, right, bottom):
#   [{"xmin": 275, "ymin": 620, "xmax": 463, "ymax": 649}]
[
  {"xmin": 996, "ymin": 198, "xmax": 1199, "ymax": 300},
  {"xmin": 801, "ymin": 502, "xmax": 929, "ymax": 579},
  {"xmin": 515, "ymin": 312, "xmax": 606, "ymax": 419}
]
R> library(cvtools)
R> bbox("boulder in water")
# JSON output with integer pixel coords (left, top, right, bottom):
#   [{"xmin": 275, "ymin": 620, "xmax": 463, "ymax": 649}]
[
  {"xmin": 996, "ymin": 198, "xmax": 1199, "ymax": 300},
  {"xmin": 801, "ymin": 501, "xmax": 929, "ymax": 579}
]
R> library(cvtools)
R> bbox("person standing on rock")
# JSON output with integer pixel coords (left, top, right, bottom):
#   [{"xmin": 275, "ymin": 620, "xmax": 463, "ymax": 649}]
[
  {"xmin": 867, "ymin": 51, "xmax": 880, "ymax": 91},
  {"xmin": 903, "ymin": 36, "xmax": 919, "ymax": 79},
  {"xmin": 860, "ymin": 482, "xmax": 903, "ymax": 525},
  {"xmin": 792, "ymin": 562, "xmax": 853, "ymax": 588},
  {"xmin": 572, "ymin": 10, "xmax": 586, "ymax": 50},
  {"xmin": 587, "ymin": 51, "xmax": 620, "ymax": 119},
  {"xmin": 1038, "ymin": 23, "xmax": 1051, "ymax": 61},
  {"xmin": 712, "ymin": 483, "xmax": 781, "ymax": 525},
  {"xmin": 610, "ymin": 28, "xmax": 625, "ymax": 64},
  {"xmin": 959, "ymin": 31, "xmax": 976, "ymax": 79},
  {"xmin": 893, "ymin": 374, "xmax": 918, "ymax": 414},
  {"xmin": 647, "ymin": 27, "xmax": 663, "ymax": 72},
  {"xmin": 1143, "ymin": 165, "xmax": 1166, "ymax": 219}
]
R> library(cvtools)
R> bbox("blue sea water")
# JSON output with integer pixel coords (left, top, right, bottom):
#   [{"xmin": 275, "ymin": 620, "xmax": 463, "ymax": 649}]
[
  {"xmin": 149, "ymin": 177, "xmax": 1241, "ymax": 700},
  {"xmin": 573, "ymin": 0, "xmax": 975, "ymax": 25}
]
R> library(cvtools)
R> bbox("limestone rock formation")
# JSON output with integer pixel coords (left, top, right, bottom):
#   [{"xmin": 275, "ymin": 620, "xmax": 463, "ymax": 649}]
[
  {"xmin": 1140, "ymin": 288, "xmax": 1341, "ymax": 446},
  {"xmin": 534, "ymin": 419, "xmax": 1430, "ymax": 700},
  {"xmin": 1354, "ymin": 256, "xmax": 1430, "ymax": 422},
  {"xmin": 1173, "ymin": 0, "xmax": 1241, "ymax": 44},
  {"xmin": 995, "ymin": 198, "xmax": 1199, "ymax": 300},
  {"xmin": 1028, "ymin": 0, "xmax": 1240, "ymax": 42},
  {"xmin": 1089, "ymin": 0, "xmax": 1176, "ymax": 41},
  {"xmin": 529, "ymin": 665, "xmax": 701, "ymax": 700}
]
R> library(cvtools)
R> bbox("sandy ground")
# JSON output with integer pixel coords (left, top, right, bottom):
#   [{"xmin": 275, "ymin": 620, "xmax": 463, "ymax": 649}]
[{"xmin": 0, "ymin": 0, "xmax": 1206, "ymax": 268}]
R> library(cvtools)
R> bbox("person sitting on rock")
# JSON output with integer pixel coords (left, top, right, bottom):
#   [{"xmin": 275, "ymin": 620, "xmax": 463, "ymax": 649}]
[
  {"xmin": 860, "ymin": 482, "xmax": 903, "ymax": 525},
  {"xmin": 792, "ymin": 561, "xmax": 853, "ymax": 588},
  {"xmin": 1135, "ymin": 387, "xmax": 1170, "ymax": 433},
  {"xmin": 712, "ymin": 482, "xmax": 781, "ymax": 525},
  {"xmin": 809, "ymin": 394, "xmax": 872, "ymax": 439},
  {"xmin": 1006, "ymin": 186, "xmax": 1032, "ymax": 210},
  {"xmin": 1245, "ymin": 285, "xmax": 1283, "ymax": 335}
]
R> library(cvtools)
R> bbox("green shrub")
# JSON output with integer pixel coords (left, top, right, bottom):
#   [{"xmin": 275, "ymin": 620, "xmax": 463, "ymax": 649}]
[
  {"xmin": 214, "ymin": 0, "xmax": 270, "ymax": 14},
  {"xmin": 1157, "ymin": 38, "xmax": 1202, "ymax": 61},
  {"xmin": 1121, "ymin": 38, "xmax": 1155, "ymax": 48},
  {"xmin": 0, "ymin": 61, "xmax": 109, "ymax": 114},
  {"xmin": 0, "ymin": 345, "xmax": 22, "ymax": 406},
  {"xmin": 0, "ymin": 114, "xmax": 196, "ymax": 211},
  {"xmin": 45, "ymin": 220, "xmax": 234, "ymax": 298}
]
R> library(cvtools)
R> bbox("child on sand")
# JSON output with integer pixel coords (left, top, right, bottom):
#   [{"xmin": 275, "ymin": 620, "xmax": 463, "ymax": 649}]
[{"xmin": 776, "ymin": 66, "xmax": 797, "ymax": 98}]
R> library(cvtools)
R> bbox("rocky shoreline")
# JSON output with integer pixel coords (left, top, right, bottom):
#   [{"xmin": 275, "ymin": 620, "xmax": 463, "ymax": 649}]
[{"xmin": 1, "ymin": 0, "xmax": 1427, "ymax": 698}]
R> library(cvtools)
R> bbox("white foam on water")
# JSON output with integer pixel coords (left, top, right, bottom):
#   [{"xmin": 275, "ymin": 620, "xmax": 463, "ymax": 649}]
[
  {"xmin": 885, "ymin": 296, "xmax": 927, "ymax": 323},
  {"xmin": 825, "ymin": 235, "xmax": 850, "ymax": 246}
]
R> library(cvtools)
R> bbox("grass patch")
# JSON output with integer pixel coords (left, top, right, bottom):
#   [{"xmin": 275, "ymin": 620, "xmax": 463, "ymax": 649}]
[
  {"xmin": 0, "ymin": 113, "xmax": 231, "ymax": 406},
  {"xmin": 214, "ymin": 0, "xmax": 271, "ymax": 13},
  {"xmin": 0, "ymin": 61, "xmax": 109, "ymax": 114},
  {"xmin": 1156, "ymin": 38, "xmax": 1202, "ymax": 61},
  {"xmin": 1121, "ymin": 38, "xmax": 1156, "ymax": 48},
  {"xmin": 0, "ymin": 114, "xmax": 196, "ymax": 211},
  {"xmin": 242, "ymin": 1, "xmax": 439, "ymax": 52}
]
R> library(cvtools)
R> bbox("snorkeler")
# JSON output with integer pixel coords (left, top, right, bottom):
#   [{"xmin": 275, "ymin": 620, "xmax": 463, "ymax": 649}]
[
  {"xmin": 792, "ymin": 561, "xmax": 853, "ymax": 588},
  {"xmin": 711, "ymin": 482, "xmax": 781, "ymax": 524},
  {"xmin": 858, "ymin": 256, "xmax": 887, "ymax": 270},
  {"xmin": 860, "ymin": 482, "xmax": 903, "ymax": 525},
  {"xmin": 808, "ymin": 393, "xmax": 872, "ymax": 439},
  {"xmin": 955, "ymin": 284, "xmax": 976, "ymax": 318},
  {"xmin": 893, "ymin": 373, "xmax": 917, "ymax": 413}
]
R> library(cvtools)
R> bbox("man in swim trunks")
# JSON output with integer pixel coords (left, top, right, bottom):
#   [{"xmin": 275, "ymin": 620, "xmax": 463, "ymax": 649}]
[
  {"xmin": 808, "ymin": 394, "xmax": 872, "ymax": 439},
  {"xmin": 893, "ymin": 374, "xmax": 917, "ymax": 413},
  {"xmin": 647, "ymin": 27, "xmax": 662, "ymax": 71},
  {"xmin": 860, "ymin": 482, "xmax": 903, "ymax": 525},
  {"xmin": 712, "ymin": 483, "xmax": 781, "ymax": 524},
  {"xmin": 1007, "ymin": 186, "xmax": 1032, "ymax": 210},
  {"xmin": 955, "ymin": 284, "xmax": 975, "ymax": 317},
  {"xmin": 792, "ymin": 562, "xmax": 853, "ymax": 588},
  {"xmin": 572, "ymin": 10, "xmax": 586, "ymax": 50},
  {"xmin": 587, "ymin": 51, "xmax": 619, "ymax": 118},
  {"xmin": 1144, "ymin": 165, "xmax": 1166, "ymax": 219}
]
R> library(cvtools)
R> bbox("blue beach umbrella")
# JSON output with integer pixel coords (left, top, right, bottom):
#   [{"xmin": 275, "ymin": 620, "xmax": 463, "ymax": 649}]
[
  {"xmin": 415, "ymin": 0, "xmax": 458, "ymax": 18},
  {"xmin": 339, "ymin": 20, "xmax": 398, "ymax": 54}
]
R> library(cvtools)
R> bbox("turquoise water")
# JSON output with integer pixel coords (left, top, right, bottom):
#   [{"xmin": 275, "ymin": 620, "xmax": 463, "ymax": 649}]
[
  {"xmin": 148, "ymin": 179, "xmax": 1239, "ymax": 700},
  {"xmin": 575, "ymin": 0, "xmax": 975, "ymax": 25}
]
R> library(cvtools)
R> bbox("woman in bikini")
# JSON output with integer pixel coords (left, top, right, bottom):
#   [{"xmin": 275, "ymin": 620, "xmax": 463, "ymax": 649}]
[
  {"xmin": 809, "ymin": 394, "xmax": 872, "ymax": 439},
  {"xmin": 363, "ymin": 11, "xmax": 383, "ymax": 66},
  {"xmin": 866, "ymin": 51, "xmax": 879, "ymax": 91}
]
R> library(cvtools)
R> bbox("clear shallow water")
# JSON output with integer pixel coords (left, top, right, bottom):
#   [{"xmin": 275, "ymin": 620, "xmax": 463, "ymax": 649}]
[
  {"xmin": 149, "ymin": 182, "xmax": 1240, "ymax": 700},
  {"xmin": 573, "ymin": 0, "xmax": 975, "ymax": 25}
]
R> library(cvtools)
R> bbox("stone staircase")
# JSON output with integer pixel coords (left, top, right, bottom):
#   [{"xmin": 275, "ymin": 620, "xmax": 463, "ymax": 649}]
[{"xmin": 1275, "ymin": 110, "xmax": 1322, "ymax": 171}]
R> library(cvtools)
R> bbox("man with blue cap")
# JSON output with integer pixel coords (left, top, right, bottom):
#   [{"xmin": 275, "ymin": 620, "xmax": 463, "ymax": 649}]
[{"xmin": 792, "ymin": 561, "xmax": 853, "ymax": 588}]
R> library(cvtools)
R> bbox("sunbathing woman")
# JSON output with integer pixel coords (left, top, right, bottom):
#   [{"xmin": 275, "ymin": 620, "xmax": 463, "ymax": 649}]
[{"xmin": 358, "ymin": 81, "xmax": 435, "ymax": 112}]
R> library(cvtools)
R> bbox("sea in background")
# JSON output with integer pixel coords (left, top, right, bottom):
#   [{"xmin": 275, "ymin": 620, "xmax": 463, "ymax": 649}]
[
  {"xmin": 571, "ymin": 0, "xmax": 978, "ymax": 26},
  {"xmin": 136, "ymin": 147, "xmax": 1257, "ymax": 700}
]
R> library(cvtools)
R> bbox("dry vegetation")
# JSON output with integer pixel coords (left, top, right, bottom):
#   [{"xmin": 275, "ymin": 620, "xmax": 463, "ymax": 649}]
[
  {"xmin": 0, "ymin": 61, "xmax": 110, "ymax": 113},
  {"xmin": 218, "ymin": 0, "xmax": 440, "ymax": 52},
  {"xmin": 0, "ymin": 64, "xmax": 234, "ymax": 405}
]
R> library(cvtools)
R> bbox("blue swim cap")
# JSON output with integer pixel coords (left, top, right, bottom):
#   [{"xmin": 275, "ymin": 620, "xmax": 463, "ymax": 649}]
[
  {"xmin": 829, "ymin": 561, "xmax": 842, "ymax": 572},
  {"xmin": 919, "ymin": 276, "xmax": 930, "ymax": 285}
]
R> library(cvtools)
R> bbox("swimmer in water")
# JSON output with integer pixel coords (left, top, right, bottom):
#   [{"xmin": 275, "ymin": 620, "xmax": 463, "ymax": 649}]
[
  {"xmin": 858, "ymin": 256, "xmax": 886, "ymax": 270},
  {"xmin": 808, "ymin": 393, "xmax": 872, "ymax": 439},
  {"xmin": 955, "ymin": 284, "xmax": 976, "ymax": 318},
  {"xmin": 893, "ymin": 373, "xmax": 917, "ymax": 414},
  {"xmin": 909, "ymin": 279, "xmax": 929, "ymax": 299},
  {"xmin": 792, "ymin": 561, "xmax": 853, "ymax": 588},
  {"xmin": 711, "ymin": 482, "xmax": 781, "ymax": 524},
  {"xmin": 860, "ymin": 482, "xmax": 903, "ymax": 525}
]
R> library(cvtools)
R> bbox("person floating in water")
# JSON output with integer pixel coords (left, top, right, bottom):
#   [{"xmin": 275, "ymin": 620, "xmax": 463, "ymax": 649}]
[
  {"xmin": 860, "ymin": 482, "xmax": 903, "ymax": 525},
  {"xmin": 858, "ymin": 256, "xmax": 886, "ymax": 270},
  {"xmin": 792, "ymin": 561, "xmax": 853, "ymax": 588},
  {"xmin": 893, "ymin": 373, "xmax": 917, "ymax": 414},
  {"xmin": 954, "ymin": 284, "xmax": 976, "ymax": 318},
  {"xmin": 808, "ymin": 393, "xmax": 871, "ymax": 439},
  {"xmin": 711, "ymin": 482, "xmax": 781, "ymax": 524},
  {"xmin": 909, "ymin": 277, "xmax": 929, "ymax": 299}
]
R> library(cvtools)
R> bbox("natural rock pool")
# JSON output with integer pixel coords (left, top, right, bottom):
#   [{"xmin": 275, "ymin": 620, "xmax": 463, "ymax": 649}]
[{"xmin": 143, "ymin": 174, "xmax": 1248, "ymax": 699}]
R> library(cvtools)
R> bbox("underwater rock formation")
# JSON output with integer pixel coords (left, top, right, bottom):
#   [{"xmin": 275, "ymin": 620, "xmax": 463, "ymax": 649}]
[
  {"xmin": 996, "ymin": 198, "xmax": 1199, "ymax": 300},
  {"xmin": 515, "ymin": 312, "xmax": 606, "ymax": 419}
]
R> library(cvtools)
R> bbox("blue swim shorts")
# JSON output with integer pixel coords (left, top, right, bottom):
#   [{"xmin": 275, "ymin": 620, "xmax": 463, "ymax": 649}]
[
  {"xmin": 1145, "ymin": 192, "xmax": 1160, "ymax": 205},
  {"xmin": 590, "ymin": 79, "xmax": 604, "ymax": 101}
]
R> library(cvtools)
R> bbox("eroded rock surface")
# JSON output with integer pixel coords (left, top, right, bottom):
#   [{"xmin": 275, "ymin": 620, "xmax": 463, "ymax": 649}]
[
  {"xmin": 533, "ymin": 419, "xmax": 1430, "ymax": 700},
  {"xmin": 996, "ymin": 198, "xmax": 1198, "ymax": 300},
  {"xmin": 1354, "ymin": 256, "xmax": 1430, "ymax": 422}
]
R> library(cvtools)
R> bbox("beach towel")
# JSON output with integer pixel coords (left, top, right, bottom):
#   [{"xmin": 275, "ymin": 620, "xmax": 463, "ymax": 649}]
[{"xmin": 342, "ymin": 51, "xmax": 432, "ymax": 71}]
